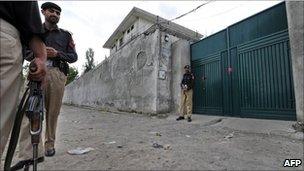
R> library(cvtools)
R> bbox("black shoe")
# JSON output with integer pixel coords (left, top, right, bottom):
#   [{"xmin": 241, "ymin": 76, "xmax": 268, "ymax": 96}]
[
  {"xmin": 45, "ymin": 148, "xmax": 55, "ymax": 157},
  {"xmin": 176, "ymin": 116, "xmax": 185, "ymax": 121},
  {"xmin": 11, "ymin": 157, "xmax": 44, "ymax": 170},
  {"xmin": 187, "ymin": 117, "xmax": 192, "ymax": 122}
]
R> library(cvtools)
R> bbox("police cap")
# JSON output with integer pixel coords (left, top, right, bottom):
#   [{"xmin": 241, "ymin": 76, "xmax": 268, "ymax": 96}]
[
  {"xmin": 41, "ymin": 2, "xmax": 61, "ymax": 12},
  {"xmin": 184, "ymin": 65, "xmax": 191, "ymax": 69}
]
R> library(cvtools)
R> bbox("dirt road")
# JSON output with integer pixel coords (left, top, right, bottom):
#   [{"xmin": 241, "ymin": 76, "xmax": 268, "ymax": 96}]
[{"xmin": 2, "ymin": 105, "xmax": 303, "ymax": 170}]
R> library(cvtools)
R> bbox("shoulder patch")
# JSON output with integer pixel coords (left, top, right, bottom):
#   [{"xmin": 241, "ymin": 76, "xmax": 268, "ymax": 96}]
[{"xmin": 69, "ymin": 37, "xmax": 76, "ymax": 49}]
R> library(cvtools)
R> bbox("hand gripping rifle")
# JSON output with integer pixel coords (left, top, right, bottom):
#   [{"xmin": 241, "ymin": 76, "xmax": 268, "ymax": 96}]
[{"xmin": 4, "ymin": 62, "xmax": 44, "ymax": 171}]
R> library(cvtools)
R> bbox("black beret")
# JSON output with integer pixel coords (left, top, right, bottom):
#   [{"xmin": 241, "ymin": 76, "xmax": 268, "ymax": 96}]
[{"xmin": 41, "ymin": 2, "xmax": 61, "ymax": 12}]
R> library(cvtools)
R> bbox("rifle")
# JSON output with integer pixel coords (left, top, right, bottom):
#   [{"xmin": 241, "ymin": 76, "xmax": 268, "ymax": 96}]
[
  {"xmin": 26, "ymin": 76, "xmax": 44, "ymax": 171},
  {"xmin": 4, "ymin": 62, "xmax": 44, "ymax": 171}
]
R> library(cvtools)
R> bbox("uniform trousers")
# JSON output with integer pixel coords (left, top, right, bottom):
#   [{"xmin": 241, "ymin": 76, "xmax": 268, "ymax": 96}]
[{"xmin": 179, "ymin": 89, "xmax": 193, "ymax": 119}]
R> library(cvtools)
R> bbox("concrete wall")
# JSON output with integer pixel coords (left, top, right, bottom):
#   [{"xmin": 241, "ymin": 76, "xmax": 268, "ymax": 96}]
[
  {"xmin": 64, "ymin": 29, "xmax": 159, "ymax": 114},
  {"xmin": 110, "ymin": 19, "xmax": 154, "ymax": 55},
  {"xmin": 171, "ymin": 40, "xmax": 191, "ymax": 114},
  {"xmin": 138, "ymin": 18, "xmax": 154, "ymax": 34},
  {"xmin": 286, "ymin": 1, "xmax": 304, "ymax": 122},
  {"xmin": 155, "ymin": 31, "xmax": 180, "ymax": 113},
  {"xmin": 63, "ymin": 27, "xmax": 193, "ymax": 115}
]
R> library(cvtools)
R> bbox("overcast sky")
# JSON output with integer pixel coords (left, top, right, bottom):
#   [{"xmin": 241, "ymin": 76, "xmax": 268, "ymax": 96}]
[{"xmin": 37, "ymin": 0, "xmax": 282, "ymax": 74}]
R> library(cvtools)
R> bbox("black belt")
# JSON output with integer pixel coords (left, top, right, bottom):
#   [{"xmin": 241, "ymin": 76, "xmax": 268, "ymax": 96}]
[{"xmin": 47, "ymin": 60, "xmax": 68, "ymax": 76}]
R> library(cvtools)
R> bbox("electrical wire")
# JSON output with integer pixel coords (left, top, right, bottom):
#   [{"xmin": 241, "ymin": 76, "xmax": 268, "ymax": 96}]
[
  {"xmin": 181, "ymin": 4, "xmax": 244, "ymax": 23},
  {"xmin": 170, "ymin": 1, "xmax": 213, "ymax": 22}
]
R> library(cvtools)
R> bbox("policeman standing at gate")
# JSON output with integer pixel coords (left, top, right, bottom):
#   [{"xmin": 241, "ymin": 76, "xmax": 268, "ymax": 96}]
[
  {"xmin": 19, "ymin": 2, "xmax": 78, "ymax": 159},
  {"xmin": 176, "ymin": 65, "xmax": 195, "ymax": 122}
]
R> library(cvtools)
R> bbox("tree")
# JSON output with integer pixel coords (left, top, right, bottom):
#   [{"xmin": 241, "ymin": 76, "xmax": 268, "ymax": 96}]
[
  {"xmin": 66, "ymin": 66, "xmax": 78, "ymax": 85},
  {"xmin": 83, "ymin": 48, "xmax": 95, "ymax": 74}
]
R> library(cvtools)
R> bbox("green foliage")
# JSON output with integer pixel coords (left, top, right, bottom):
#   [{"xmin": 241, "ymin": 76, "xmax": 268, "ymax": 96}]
[
  {"xmin": 83, "ymin": 48, "xmax": 95, "ymax": 74},
  {"xmin": 66, "ymin": 66, "xmax": 79, "ymax": 85}
]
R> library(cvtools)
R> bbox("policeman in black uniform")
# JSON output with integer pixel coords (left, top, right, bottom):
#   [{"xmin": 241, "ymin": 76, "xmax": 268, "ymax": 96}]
[
  {"xmin": 19, "ymin": 2, "xmax": 78, "ymax": 159},
  {"xmin": 176, "ymin": 65, "xmax": 194, "ymax": 122}
]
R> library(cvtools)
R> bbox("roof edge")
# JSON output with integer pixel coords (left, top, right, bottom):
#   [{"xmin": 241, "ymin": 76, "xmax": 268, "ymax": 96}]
[{"xmin": 103, "ymin": 7, "xmax": 202, "ymax": 49}]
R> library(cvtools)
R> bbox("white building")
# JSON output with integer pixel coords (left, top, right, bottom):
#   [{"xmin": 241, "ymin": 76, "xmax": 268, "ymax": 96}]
[{"xmin": 64, "ymin": 7, "xmax": 202, "ymax": 114}]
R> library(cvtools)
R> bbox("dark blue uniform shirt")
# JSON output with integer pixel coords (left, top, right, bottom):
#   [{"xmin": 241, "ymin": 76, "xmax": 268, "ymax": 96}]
[
  {"xmin": 44, "ymin": 25, "xmax": 78, "ymax": 64},
  {"xmin": 181, "ymin": 72, "xmax": 194, "ymax": 90},
  {"xmin": 25, "ymin": 24, "xmax": 78, "ymax": 75}
]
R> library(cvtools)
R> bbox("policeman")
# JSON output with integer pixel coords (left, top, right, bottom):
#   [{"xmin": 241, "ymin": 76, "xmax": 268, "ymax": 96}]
[
  {"xmin": 0, "ymin": 1, "xmax": 47, "ymax": 157},
  {"xmin": 176, "ymin": 65, "xmax": 195, "ymax": 122},
  {"xmin": 19, "ymin": 2, "xmax": 78, "ymax": 159}
]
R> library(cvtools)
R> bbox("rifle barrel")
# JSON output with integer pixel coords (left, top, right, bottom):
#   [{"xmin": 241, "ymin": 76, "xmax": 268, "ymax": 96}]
[{"xmin": 32, "ymin": 144, "xmax": 38, "ymax": 171}]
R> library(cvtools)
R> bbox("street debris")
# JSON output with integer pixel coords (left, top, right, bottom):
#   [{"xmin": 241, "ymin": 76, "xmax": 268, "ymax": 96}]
[
  {"xmin": 117, "ymin": 145, "xmax": 123, "ymax": 148},
  {"xmin": 67, "ymin": 147, "xmax": 94, "ymax": 155},
  {"xmin": 224, "ymin": 132, "xmax": 234, "ymax": 139},
  {"xmin": 164, "ymin": 144, "xmax": 171, "ymax": 150},
  {"xmin": 104, "ymin": 141, "xmax": 116, "ymax": 144},
  {"xmin": 186, "ymin": 135, "xmax": 191, "ymax": 138},
  {"xmin": 292, "ymin": 121, "xmax": 304, "ymax": 132},
  {"xmin": 149, "ymin": 131, "xmax": 162, "ymax": 136},
  {"xmin": 152, "ymin": 142, "xmax": 163, "ymax": 149}
]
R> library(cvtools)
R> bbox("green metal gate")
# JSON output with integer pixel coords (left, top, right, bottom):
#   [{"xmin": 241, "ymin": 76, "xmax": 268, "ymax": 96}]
[{"xmin": 191, "ymin": 2, "xmax": 296, "ymax": 120}]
